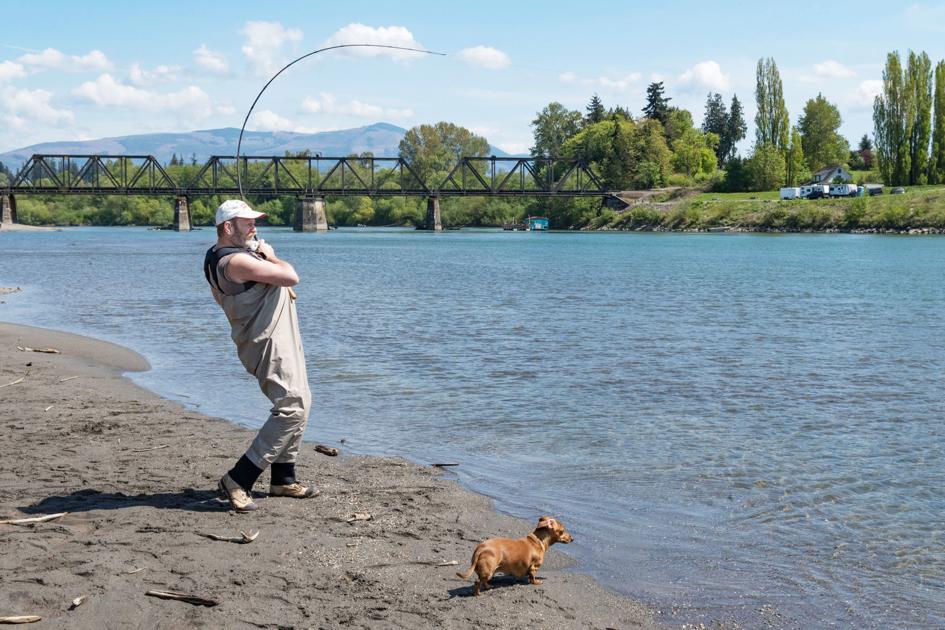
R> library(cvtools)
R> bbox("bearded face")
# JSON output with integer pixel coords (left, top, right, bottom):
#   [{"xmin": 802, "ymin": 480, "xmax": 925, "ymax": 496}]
[{"xmin": 227, "ymin": 217, "xmax": 257, "ymax": 247}]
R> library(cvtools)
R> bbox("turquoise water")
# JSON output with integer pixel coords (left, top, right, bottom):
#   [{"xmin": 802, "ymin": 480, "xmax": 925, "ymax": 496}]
[{"xmin": 2, "ymin": 226, "xmax": 944, "ymax": 627}]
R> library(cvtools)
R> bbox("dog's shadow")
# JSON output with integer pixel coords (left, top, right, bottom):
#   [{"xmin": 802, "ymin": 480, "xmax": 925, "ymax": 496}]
[
  {"xmin": 20, "ymin": 487, "xmax": 227, "ymax": 515},
  {"xmin": 448, "ymin": 575, "xmax": 534, "ymax": 598}
]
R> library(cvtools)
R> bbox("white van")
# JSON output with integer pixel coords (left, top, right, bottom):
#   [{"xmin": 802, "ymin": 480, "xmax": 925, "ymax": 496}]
[{"xmin": 780, "ymin": 187, "xmax": 801, "ymax": 200}]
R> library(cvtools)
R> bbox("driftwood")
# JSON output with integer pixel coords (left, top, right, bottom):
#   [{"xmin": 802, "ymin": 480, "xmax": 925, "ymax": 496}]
[
  {"xmin": 0, "ymin": 377, "xmax": 25, "ymax": 389},
  {"xmin": 130, "ymin": 444, "xmax": 170, "ymax": 453},
  {"xmin": 346, "ymin": 512, "xmax": 372, "ymax": 523},
  {"xmin": 125, "ymin": 567, "xmax": 144, "ymax": 575},
  {"xmin": 0, "ymin": 616, "xmax": 41, "ymax": 624},
  {"xmin": 16, "ymin": 345, "xmax": 60, "ymax": 354},
  {"xmin": 58, "ymin": 376, "xmax": 79, "ymax": 383},
  {"xmin": 435, "ymin": 560, "xmax": 459, "ymax": 567},
  {"xmin": 145, "ymin": 590, "xmax": 218, "ymax": 607},
  {"xmin": 314, "ymin": 444, "xmax": 338, "ymax": 456},
  {"xmin": 198, "ymin": 530, "xmax": 259, "ymax": 544},
  {"xmin": 431, "ymin": 463, "xmax": 459, "ymax": 467},
  {"xmin": 43, "ymin": 405, "xmax": 54, "ymax": 413},
  {"xmin": 0, "ymin": 512, "xmax": 67, "ymax": 526},
  {"xmin": 69, "ymin": 596, "xmax": 85, "ymax": 610}
]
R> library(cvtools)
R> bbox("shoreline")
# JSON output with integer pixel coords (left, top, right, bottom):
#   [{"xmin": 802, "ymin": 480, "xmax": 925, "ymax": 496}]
[{"xmin": 0, "ymin": 322, "xmax": 671, "ymax": 629}]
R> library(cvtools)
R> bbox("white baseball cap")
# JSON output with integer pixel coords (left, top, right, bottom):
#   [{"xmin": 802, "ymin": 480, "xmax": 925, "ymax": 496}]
[{"xmin": 215, "ymin": 199, "xmax": 266, "ymax": 225}]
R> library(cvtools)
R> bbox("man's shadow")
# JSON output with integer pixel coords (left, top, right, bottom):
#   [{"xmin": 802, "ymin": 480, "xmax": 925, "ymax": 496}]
[{"xmin": 20, "ymin": 487, "xmax": 227, "ymax": 515}]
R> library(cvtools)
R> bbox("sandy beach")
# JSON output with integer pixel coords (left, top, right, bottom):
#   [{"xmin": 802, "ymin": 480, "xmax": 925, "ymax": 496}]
[{"xmin": 0, "ymin": 322, "xmax": 670, "ymax": 629}]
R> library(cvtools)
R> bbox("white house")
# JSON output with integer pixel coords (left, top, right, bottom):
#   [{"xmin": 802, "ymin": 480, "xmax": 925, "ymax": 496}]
[{"xmin": 810, "ymin": 165, "xmax": 853, "ymax": 184}]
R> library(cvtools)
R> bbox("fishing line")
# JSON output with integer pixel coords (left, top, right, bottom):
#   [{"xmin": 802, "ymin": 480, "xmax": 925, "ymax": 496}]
[{"xmin": 236, "ymin": 44, "xmax": 446, "ymax": 198}]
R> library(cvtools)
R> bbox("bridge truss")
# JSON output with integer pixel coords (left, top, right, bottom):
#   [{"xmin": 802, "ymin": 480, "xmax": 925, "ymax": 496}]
[{"xmin": 5, "ymin": 154, "xmax": 609, "ymax": 198}]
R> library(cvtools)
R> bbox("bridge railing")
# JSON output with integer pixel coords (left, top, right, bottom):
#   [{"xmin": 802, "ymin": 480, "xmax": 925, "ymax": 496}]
[{"xmin": 6, "ymin": 154, "xmax": 609, "ymax": 197}]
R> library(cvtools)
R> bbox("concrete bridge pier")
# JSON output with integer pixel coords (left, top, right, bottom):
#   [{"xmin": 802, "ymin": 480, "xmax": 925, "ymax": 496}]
[
  {"xmin": 424, "ymin": 196, "xmax": 442, "ymax": 231},
  {"xmin": 173, "ymin": 196, "xmax": 191, "ymax": 231},
  {"xmin": 295, "ymin": 196, "xmax": 329, "ymax": 232},
  {"xmin": 0, "ymin": 194, "xmax": 16, "ymax": 227}
]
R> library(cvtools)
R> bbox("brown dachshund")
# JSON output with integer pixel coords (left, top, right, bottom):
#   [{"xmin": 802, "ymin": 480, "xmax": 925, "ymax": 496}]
[{"xmin": 456, "ymin": 516, "xmax": 573, "ymax": 595}]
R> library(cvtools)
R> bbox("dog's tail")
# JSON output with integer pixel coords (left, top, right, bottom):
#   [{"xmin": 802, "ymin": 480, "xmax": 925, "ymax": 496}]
[{"xmin": 456, "ymin": 564, "xmax": 476, "ymax": 581}]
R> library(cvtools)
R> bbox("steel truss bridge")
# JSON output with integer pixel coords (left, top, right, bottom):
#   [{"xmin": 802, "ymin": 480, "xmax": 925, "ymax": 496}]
[{"xmin": 4, "ymin": 154, "xmax": 611, "ymax": 198}]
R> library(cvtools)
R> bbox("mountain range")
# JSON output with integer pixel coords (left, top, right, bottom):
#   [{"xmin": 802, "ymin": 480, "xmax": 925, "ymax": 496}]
[{"xmin": 0, "ymin": 122, "xmax": 512, "ymax": 168}]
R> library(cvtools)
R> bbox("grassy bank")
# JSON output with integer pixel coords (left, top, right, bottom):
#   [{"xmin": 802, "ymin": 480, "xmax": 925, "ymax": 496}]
[{"xmin": 589, "ymin": 185, "xmax": 945, "ymax": 232}]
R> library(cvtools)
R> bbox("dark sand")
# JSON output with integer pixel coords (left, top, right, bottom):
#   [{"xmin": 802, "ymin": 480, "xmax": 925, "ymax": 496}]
[{"xmin": 0, "ymin": 322, "xmax": 672, "ymax": 629}]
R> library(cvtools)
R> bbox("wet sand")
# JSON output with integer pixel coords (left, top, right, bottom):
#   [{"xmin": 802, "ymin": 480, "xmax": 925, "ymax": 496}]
[{"xmin": 0, "ymin": 322, "xmax": 668, "ymax": 629}]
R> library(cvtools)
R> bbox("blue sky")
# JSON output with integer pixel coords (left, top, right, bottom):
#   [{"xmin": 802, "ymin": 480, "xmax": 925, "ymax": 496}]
[{"xmin": 1, "ymin": 1, "xmax": 944, "ymax": 160}]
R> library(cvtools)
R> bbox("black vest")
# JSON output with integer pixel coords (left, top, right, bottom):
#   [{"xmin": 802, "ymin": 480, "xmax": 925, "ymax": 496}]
[{"xmin": 203, "ymin": 245, "xmax": 257, "ymax": 293}]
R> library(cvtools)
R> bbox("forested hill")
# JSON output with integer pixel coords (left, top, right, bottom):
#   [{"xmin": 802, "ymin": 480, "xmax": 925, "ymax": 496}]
[{"xmin": 0, "ymin": 123, "xmax": 511, "ymax": 168}]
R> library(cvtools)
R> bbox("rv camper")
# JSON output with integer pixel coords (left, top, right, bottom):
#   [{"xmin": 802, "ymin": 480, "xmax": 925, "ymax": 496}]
[
  {"xmin": 829, "ymin": 183, "xmax": 859, "ymax": 197},
  {"xmin": 780, "ymin": 187, "xmax": 801, "ymax": 200}
]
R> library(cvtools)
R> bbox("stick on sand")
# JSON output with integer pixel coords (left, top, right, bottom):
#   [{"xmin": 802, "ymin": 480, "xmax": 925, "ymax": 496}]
[
  {"xmin": 145, "ymin": 590, "xmax": 218, "ymax": 607},
  {"xmin": 0, "ymin": 512, "xmax": 67, "ymax": 525}
]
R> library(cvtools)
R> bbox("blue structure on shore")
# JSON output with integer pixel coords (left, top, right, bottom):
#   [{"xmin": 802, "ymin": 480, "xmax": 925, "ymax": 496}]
[{"xmin": 527, "ymin": 216, "xmax": 549, "ymax": 231}]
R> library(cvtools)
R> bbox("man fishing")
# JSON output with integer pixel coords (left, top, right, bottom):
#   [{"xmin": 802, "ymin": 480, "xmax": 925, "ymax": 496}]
[{"xmin": 203, "ymin": 199, "xmax": 317, "ymax": 512}]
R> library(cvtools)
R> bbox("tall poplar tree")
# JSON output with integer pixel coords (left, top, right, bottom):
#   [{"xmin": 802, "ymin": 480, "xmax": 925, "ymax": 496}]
[
  {"xmin": 907, "ymin": 51, "xmax": 933, "ymax": 185},
  {"xmin": 754, "ymin": 58, "xmax": 790, "ymax": 153},
  {"xmin": 786, "ymin": 128, "xmax": 808, "ymax": 186},
  {"xmin": 930, "ymin": 61, "xmax": 945, "ymax": 184},
  {"xmin": 874, "ymin": 51, "xmax": 911, "ymax": 186}
]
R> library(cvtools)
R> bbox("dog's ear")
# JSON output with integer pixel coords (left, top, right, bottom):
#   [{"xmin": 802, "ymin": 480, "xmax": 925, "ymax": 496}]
[{"xmin": 537, "ymin": 516, "xmax": 558, "ymax": 530}]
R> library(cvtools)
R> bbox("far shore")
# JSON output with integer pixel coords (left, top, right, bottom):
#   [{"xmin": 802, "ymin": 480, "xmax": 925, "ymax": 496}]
[{"xmin": 0, "ymin": 321, "xmax": 680, "ymax": 629}]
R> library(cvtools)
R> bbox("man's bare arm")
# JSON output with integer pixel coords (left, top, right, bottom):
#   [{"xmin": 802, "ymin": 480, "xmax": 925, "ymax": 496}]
[{"xmin": 225, "ymin": 245, "xmax": 299, "ymax": 287}]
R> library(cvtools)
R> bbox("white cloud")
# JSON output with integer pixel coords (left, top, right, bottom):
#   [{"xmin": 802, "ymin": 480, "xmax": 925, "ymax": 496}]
[
  {"xmin": 559, "ymin": 70, "xmax": 642, "ymax": 92},
  {"xmin": 852, "ymin": 79, "xmax": 883, "ymax": 108},
  {"xmin": 677, "ymin": 60, "xmax": 730, "ymax": 92},
  {"xmin": 1, "ymin": 86, "xmax": 74, "ymax": 125},
  {"xmin": 814, "ymin": 60, "xmax": 856, "ymax": 79},
  {"xmin": 247, "ymin": 109, "xmax": 321, "ymax": 133},
  {"xmin": 240, "ymin": 21, "xmax": 303, "ymax": 76},
  {"xmin": 301, "ymin": 92, "xmax": 413, "ymax": 119},
  {"xmin": 322, "ymin": 23, "xmax": 426, "ymax": 61},
  {"xmin": 0, "ymin": 61, "xmax": 26, "ymax": 82},
  {"xmin": 194, "ymin": 44, "xmax": 229, "ymax": 75},
  {"xmin": 129, "ymin": 63, "xmax": 182, "ymax": 86},
  {"xmin": 495, "ymin": 141, "xmax": 529, "ymax": 155},
  {"xmin": 18, "ymin": 48, "xmax": 112, "ymax": 73},
  {"xmin": 72, "ymin": 74, "xmax": 215, "ymax": 119},
  {"xmin": 458, "ymin": 46, "xmax": 511, "ymax": 70}
]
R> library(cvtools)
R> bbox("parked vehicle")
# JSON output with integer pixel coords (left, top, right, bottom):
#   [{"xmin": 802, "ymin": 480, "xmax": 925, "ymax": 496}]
[
  {"xmin": 807, "ymin": 185, "xmax": 828, "ymax": 199},
  {"xmin": 891, "ymin": 187, "xmax": 906, "ymax": 194},
  {"xmin": 863, "ymin": 184, "xmax": 884, "ymax": 196},
  {"xmin": 780, "ymin": 187, "xmax": 801, "ymax": 200},
  {"xmin": 829, "ymin": 184, "xmax": 859, "ymax": 197}
]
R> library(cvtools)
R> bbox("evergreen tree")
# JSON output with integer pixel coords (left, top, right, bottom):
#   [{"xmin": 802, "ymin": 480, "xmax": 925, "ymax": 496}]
[
  {"xmin": 798, "ymin": 93, "xmax": 849, "ymax": 172},
  {"xmin": 702, "ymin": 93, "xmax": 728, "ymax": 166},
  {"xmin": 930, "ymin": 61, "xmax": 945, "ymax": 184},
  {"xmin": 858, "ymin": 134, "xmax": 874, "ymax": 170},
  {"xmin": 724, "ymin": 95, "xmax": 747, "ymax": 164},
  {"xmin": 754, "ymin": 57, "xmax": 790, "ymax": 153},
  {"xmin": 874, "ymin": 51, "xmax": 912, "ymax": 186},
  {"xmin": 907, "ymin": 51, "xmax": 933, "ymax": 185},
  {"xmin": 600, "ymin": 117, "xmax": 634, "ymax": 189},
  {"xmin": 609, "ymin": 105, "xmax": 632, "ymax": 120},
  {"xmin": 585, "ymin": 94, "xmax": 606, "ymax": 125},
  {"xmin": 191, "ymin": 153, "xmax": 198, "ymax": 166},
  {"xmin": 169, "ymin": 153, "xmax": 179, "ymax": 167},
  {"xmin": 642, "ymin": 81, "xmax": 671, "ymax": 125}
]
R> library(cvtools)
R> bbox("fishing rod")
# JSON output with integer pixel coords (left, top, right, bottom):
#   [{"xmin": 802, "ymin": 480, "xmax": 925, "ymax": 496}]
[{"xmin": 236, "ymin": 44, "xmax": 446, "ymax": 198}]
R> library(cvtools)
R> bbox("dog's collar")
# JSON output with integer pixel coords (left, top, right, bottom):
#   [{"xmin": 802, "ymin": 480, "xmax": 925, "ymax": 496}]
[{"xmin": 527, "ymin": 533, "xmax": 547, "ymax": 552}]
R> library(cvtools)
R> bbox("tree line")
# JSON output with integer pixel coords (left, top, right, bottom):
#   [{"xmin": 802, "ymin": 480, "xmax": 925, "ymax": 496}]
[{"xmin": 873, "ymin": 50, "xmax": 945, "ymax": 186}]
